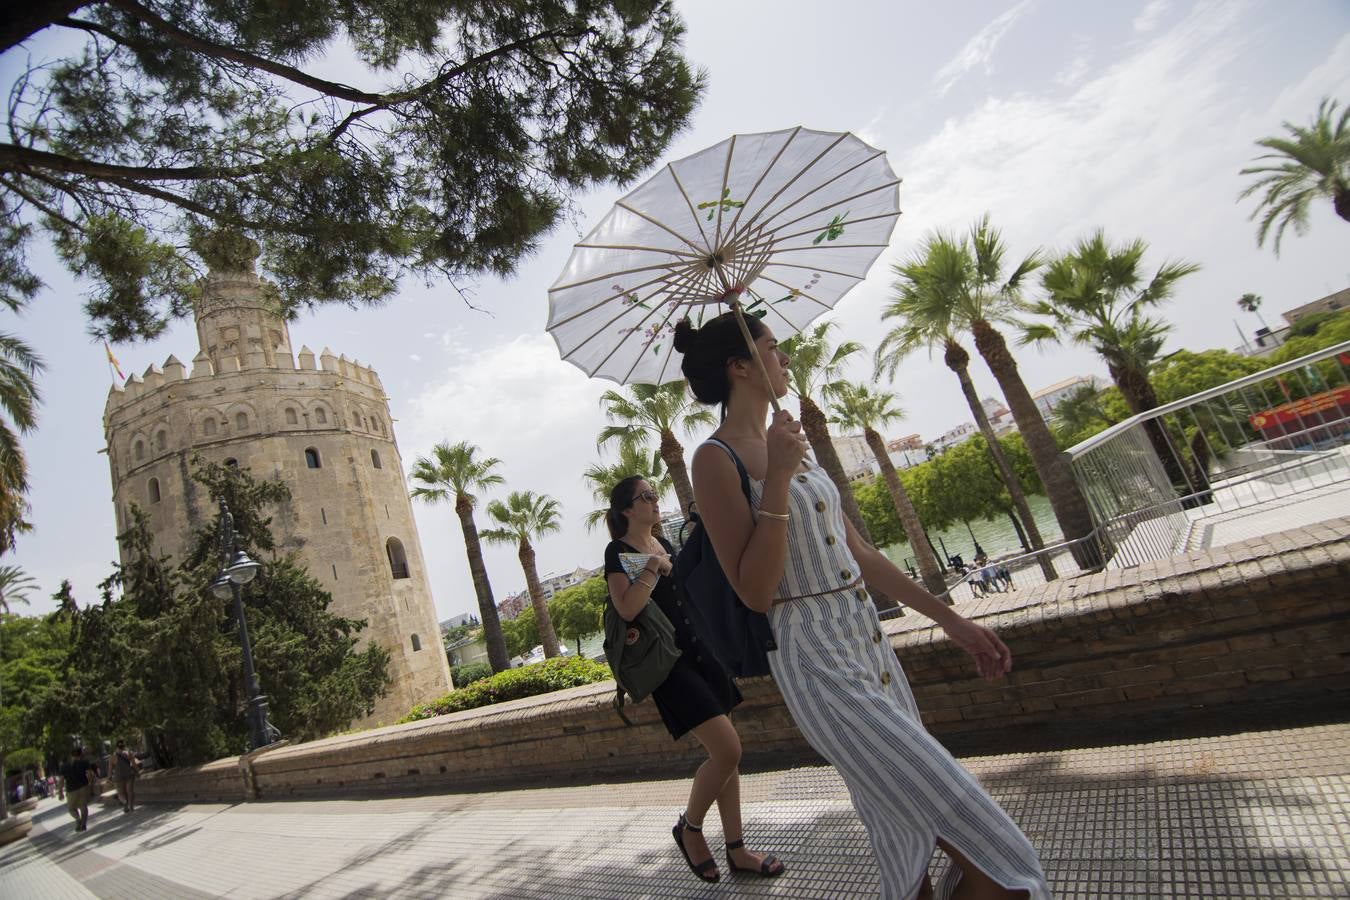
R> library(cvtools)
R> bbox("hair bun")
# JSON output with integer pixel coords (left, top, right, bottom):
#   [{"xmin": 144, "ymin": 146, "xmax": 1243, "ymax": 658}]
[{"xmin": 672, "ymin": 318, "xmax": 697, "ymax": 354}]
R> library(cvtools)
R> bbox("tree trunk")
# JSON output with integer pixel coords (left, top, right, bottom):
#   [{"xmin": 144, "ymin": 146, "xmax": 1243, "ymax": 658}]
[
  {"xmin": 0, "ymin": 753, "xmax": 7, "ymax": 820},
  {"xmin": 0, "ymin": 1, "xmax": 86, "ymax": 56},
  {"xmin": 455, "ymin": 495, "xmax": 509, "ymax": 672},
  {"xmin": 520, "ymin": 540, "xmax": 561, "ymax": 658},
  {"xmin": 1334, "ymin": 185, "xmax": 1350, "ymax": 222},
  {"xmin": 798, "ymin": 396, "xmax": 872, "ymax": 539},
  {"xmin": 798, "ymin": 396, "xmax": 896, "ymax": 610},
  {"xmin": 969, "ymin": 320, "xmax": 1103, "ymax": 569},
  {"xmin": 1110, "ymin": 362, "xmax": 1193, "ymax": 495},
  {"xmin": 944, "ymin": 339, "xmax": 1057, "ymax": 581},
  {"xmin": 864, "ymin": 428, "xmax": 947, "ymax": 599},
  {"xmin": 659, "ymin": 428, "xmax": 694, "ymax": 519}
]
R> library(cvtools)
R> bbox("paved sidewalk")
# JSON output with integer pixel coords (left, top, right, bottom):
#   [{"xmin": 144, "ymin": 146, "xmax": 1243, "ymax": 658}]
[{"xmin": 3, "ymin": 722, "xmax": 1348, "ymax": 898}]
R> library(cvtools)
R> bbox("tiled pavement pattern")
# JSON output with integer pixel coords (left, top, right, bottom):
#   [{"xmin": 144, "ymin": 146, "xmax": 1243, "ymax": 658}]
[{"xmin": 4, "ymin": 723, "xmax": 1348, "ymax": 898}]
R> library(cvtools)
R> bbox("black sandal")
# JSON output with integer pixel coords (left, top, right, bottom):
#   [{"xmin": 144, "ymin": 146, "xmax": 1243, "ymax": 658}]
[
  {"xmin": 673, "ymin": 813, "xmax": 720, "ymax": 882},
  {"xmin": 726, "ymin": 838, "xmax": 785, "ymax": 877}
]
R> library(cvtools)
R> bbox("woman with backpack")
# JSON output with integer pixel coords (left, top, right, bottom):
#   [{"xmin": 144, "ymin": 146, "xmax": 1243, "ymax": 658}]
[
  {"xmin": 602, "ymin": 476, "xmax": 784, "ymax": 884},
  {"xmin": 677, "ymin": 311, "xmax": 1049, "ymax": 900}
]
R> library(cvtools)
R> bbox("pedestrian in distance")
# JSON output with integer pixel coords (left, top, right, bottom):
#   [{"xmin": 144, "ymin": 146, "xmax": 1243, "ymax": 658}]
[
  {"xmin": 678, "ymin": 311, "xmax": 1049, "ymax": 900},
  {"xmin": 60, "ymin": 746, "xmax": 99, "ymax": 834},
  {"xmin": 113, "ymin": 740, "xmax": 141, "ymax": 813},
  {"xmin": 603, "ymin": 476, "xmax": 784, "ymax": 884}
]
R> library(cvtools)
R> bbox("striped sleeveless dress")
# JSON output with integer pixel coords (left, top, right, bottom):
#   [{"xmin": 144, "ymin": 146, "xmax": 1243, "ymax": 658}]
[{"xmin": 730, "ymin": 446, "xmax": 1051, "ymax": 900}]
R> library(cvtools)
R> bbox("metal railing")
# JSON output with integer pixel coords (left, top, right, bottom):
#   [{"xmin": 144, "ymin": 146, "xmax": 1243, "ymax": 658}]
[
  {"xmin": 1067, "ymin": 339, "xmax": 1349, "ymax": 567},
  {"xmin": 871, "ymin": 340, "xmax": 1350, "ymax": 612}
]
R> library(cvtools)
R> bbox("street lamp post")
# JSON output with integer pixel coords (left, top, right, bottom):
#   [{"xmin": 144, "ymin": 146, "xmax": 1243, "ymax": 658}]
[{"xmin": 210, "ymin": 499, "xmax": 278, "ymax": 752}]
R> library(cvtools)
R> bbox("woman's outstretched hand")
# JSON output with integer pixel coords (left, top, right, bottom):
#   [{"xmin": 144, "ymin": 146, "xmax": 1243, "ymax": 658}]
[
  {"xmin": 766, "ymin": 409, "xmax": 809, "ymax": 477},
  {"xmin": 942, "ymin": 616, "xmax": 1013, "ymax": 681}
]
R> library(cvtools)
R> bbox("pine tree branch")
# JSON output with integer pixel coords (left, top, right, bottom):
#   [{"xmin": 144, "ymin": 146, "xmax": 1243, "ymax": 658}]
[
  {"xmin": 0, "ymin": 0, "xmax": 88, "ymax": 56},
  {"xmin": 0, "ymin": 141, "xmax": 265, "ymax": 181},
  {"xmin": 0, "ymin": 175, "xmax": 80, "ymax": 229},
  {"xmin": 70, "ymin": 3, "xmax": 385, "ymax": 105}
]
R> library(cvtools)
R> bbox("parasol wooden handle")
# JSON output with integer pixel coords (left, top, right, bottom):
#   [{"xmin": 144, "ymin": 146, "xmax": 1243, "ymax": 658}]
[{"xmin": 723, "ymin": 289, "xmax": 783, "ymax": 415}]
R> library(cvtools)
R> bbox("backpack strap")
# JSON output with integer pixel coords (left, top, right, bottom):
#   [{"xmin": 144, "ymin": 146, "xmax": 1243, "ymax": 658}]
[
  {"xmin": 700, "ymin": 439, "xmax": 754, "ymax": 507},
  {"xmin": 613, "ymin": 685, "xmax": 634, "ymax": 727}
]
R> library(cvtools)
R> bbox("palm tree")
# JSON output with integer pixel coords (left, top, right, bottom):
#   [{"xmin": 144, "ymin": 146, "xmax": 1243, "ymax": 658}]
[
  {"xmin": 409, "ymin": 441, "xmax": 509, "ymax": 671},
  {"xmin": 0, "ymin": 332, "xmax": 43, "ymax": 552},
  {"xmin": 597, "ymin": 382, "xmax": 715, "ymax": 518},
  {"xmin": 482, "ymin": 491, "xmax": 563, "ymax": 659},
  {"xmin": 778, "ymin": 321, "xmax": 876, "ymax": 542},
  {"xmin": 1031, "ymin": 231, "xmax": 1200, "ymax": 492},
  {"xmin": 0, "ymin": 563, "xmax": 37, "ymax": 613},
  {"xmin": 581, "ymin": 444, "xmax": 671, "ymax": 533},
  {"xmin": 878, "ymin": 233, "xmax": 1057, "ymax": 581},
  {"xmin": 1237, "ymin": 293, "xmax": 1270, "ymax": 332},
  {"xmin": 826, "ymin": 382, "xmax": 947, "ymax": 598},
  {"xmin": 1239, "ymin": 97, "xmax": 1350, "ymax": 254},
  {"xmin": 945, "ymin": 216, "xmax": 1100, "ymax": 568},
  {"xmin": 1049, "ymin": 383, "xmax": 1113, "ymax": 446}
]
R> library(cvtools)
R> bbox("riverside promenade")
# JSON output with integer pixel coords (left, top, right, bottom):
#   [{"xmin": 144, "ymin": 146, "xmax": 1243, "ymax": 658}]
[{"xmin": 3, "ymin": 719, "xmax": 1348, "ymax": 898}]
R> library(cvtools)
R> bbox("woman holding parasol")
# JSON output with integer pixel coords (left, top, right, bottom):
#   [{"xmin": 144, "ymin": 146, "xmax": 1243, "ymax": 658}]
[{"xmin": 550, "ymin": 128, "xmax": 1049, "ymax": 898}]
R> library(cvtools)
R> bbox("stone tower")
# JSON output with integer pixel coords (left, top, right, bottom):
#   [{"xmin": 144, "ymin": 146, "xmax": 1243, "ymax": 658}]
[{"xmin": 102, "ymin": 251, "xmax": 452, "ymax": 727}]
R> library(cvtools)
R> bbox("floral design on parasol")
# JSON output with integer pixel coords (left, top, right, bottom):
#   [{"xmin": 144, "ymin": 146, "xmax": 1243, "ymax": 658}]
[{"xmin": 547, "ymin": 127, "xmax": 901, "ymax": 389}]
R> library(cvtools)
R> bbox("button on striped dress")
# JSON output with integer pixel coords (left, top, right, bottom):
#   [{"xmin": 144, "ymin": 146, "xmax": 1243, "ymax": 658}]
[{"xmin": 745, "ymin": 455, "xmax": 1051, "ymax": 900}]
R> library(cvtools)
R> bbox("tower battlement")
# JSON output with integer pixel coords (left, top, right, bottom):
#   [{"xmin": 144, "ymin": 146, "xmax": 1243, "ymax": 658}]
[{"xmin": 102, "ymin": 257, "xmax": 450, "ymax": 726}]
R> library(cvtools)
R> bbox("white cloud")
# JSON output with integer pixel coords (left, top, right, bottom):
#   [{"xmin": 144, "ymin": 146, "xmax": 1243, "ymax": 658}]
[
  {"xmin": 856, "ymin": 105, "xmax": 888, "ymax": 149},
  {"xmin": 933, "ymin": 0, "xmax": 1035, "ymax": 95},
  {"xmin": 829, "ymin": 0, "xmax": 1350, "ymax": 447},
  {"xmin": 408, "ymin": 353, "xmax": 421, "ymax": 362},
  {"xmin": 1053, "ymin": 50, "xmax": 1091, "ymax": 88},
  {"xmin": 398, "ymin": 334, "xmax": 626, "ymax": 614},
  {"xmin": 1134, "ymin": 0, "xmax": 1170, "ymax": 33}
]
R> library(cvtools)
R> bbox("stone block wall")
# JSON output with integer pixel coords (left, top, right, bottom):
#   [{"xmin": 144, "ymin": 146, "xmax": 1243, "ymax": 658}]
[{"xmin": 134, "ymin": 518, "xmax": 1350, "ymax": 804}]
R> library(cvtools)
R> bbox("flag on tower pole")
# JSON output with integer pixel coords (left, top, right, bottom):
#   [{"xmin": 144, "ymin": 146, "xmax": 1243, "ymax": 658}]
[{"xmin": 104, "ymin": 341, "xmax": 126, "ymax": 383}]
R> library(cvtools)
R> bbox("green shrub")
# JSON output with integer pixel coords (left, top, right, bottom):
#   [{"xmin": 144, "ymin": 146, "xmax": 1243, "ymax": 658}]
[
  {"xmin": 450, "ymin": 662, "xmax": 492, "ymax": 688},
  {"xmin": 400, "ymin": 657, "xmax": 611, "ymax": 723}
]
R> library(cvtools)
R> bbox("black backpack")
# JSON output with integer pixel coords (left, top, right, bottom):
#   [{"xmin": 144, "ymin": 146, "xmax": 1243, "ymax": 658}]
[{"xmin": 674, "ymin": 439, "xmax": 776, "ymax": 678}]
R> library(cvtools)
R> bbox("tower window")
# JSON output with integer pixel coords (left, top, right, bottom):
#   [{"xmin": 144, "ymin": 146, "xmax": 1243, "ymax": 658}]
[
  {"xmin": 235, "ymin": 412, "xmax": 249, "ymax": 431},
  {"xmin": 155, "ymin": 430, "xmax": 168, "ymax": 451},
  {"xmin": 305, "ymin": 448, "xmax": 321, "ymax": 469},
  {"xmin": 315, "ymin": 408, "xmax": 327, "ymax": 425},
  {"xmin": 411, "ymin": 634, "xmax": 422, "ymax": 652},
  {"xmin": 134, "ymin": 439, "xmax": 145, "ymax": 461},
  {"xmin": 148, "ymin": 477, "xmax": 161, "ymax": 503},
  {"xmin": 371, "ymin": 449, "xmax": 382, "ymax": 469},
  {"xmin": 284, "ymin": 407, "xmax": 298, "ymax": 425},
  {"xmin": 225, "ymin": 458, "xmax": 239, "ymax": 468},
  {"xmin": 386, "ymin": 537, "xmax": 410, "ymax": 579},
  {"xmin": 204, "ymin": 418, "xmax": 217, "ymax": 436}
]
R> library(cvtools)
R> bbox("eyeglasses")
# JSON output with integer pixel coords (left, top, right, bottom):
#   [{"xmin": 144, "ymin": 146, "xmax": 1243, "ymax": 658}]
[{"xmin": 634, "ymin": 490, "xmax": 659, "ymax": 504}]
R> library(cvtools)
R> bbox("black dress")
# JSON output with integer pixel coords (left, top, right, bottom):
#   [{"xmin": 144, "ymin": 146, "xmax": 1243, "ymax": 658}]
[{"xmin": 604, "ymin": 536, "xmax": 743, "ymax": 740}]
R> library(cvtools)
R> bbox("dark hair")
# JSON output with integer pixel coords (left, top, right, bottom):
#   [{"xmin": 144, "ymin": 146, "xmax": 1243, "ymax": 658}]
[
  {"xmin": 72, "ymin": 746, "xmax": 84, "ymax": 756},
  {"xmin": 673, "ymin": 312, "xmax": 766, "ymax": 406},
  {"xmin": 606, "ymin": 475, "xmax": 646, "ymax": 539}
]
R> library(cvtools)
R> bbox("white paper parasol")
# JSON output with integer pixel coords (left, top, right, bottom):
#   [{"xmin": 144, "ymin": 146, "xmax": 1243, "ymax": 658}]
[{"xmin": 547, "ymin": 127, "xmax": 901, "ymax": 397}]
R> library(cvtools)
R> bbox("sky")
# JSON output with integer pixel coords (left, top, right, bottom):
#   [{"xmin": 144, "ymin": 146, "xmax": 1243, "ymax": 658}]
[{"xmin": 5, "ymin": 0, "xmax": 1350, "ymax": 621}]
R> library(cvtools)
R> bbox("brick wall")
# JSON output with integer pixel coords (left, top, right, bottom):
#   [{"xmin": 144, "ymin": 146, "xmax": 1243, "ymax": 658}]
[{"xmin": 135, "ymin": 518, "xmax": 1350, "ymax": 804}]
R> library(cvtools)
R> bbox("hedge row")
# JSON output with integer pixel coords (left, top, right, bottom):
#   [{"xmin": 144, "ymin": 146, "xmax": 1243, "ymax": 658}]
[{"xmin": 401, "ymin": 657, "xmax": 611, "ymax": 722}]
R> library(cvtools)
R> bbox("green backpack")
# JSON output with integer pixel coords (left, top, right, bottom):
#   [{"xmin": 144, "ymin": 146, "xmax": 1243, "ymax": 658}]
[{"xmin": 603, "ymin": 598, "xmax": 682, "ymax": 725}]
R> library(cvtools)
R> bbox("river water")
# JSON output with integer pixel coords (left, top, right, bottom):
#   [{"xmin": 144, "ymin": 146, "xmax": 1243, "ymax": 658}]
[{"xmin": 878, "ymin": 492, "xmax": 1065, "ymax": 572}]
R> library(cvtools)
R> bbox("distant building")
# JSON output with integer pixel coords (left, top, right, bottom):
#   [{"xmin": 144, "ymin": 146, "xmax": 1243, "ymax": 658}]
[
  {"xmin": 439, "ymin": 612, "xmax": 478, "ymax": 632},
  {"xmin": 1032, "ymin": 376, "xmax": 1104, "ymax": 420},
  {"xmin": 537, "ymin": 565, "xmax": 603, "ymax": 602},
  {"xmin": 1281, "ymin": 287, "xmax": 1349, "ymax": 325},
  {"xmin": 889, "ymin": 434, "xmax": 923, "ymax": 452},
  {"xmin": 496, "ymin": 591, "xmax": 529, "ymax": 620},
  {"xmin": 934, "ymin": 421, "xmax": 977, "ymax": 450},
  {"xmin": 832, "ymin": 434, "xmax": 876, "ymax": 480}
]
